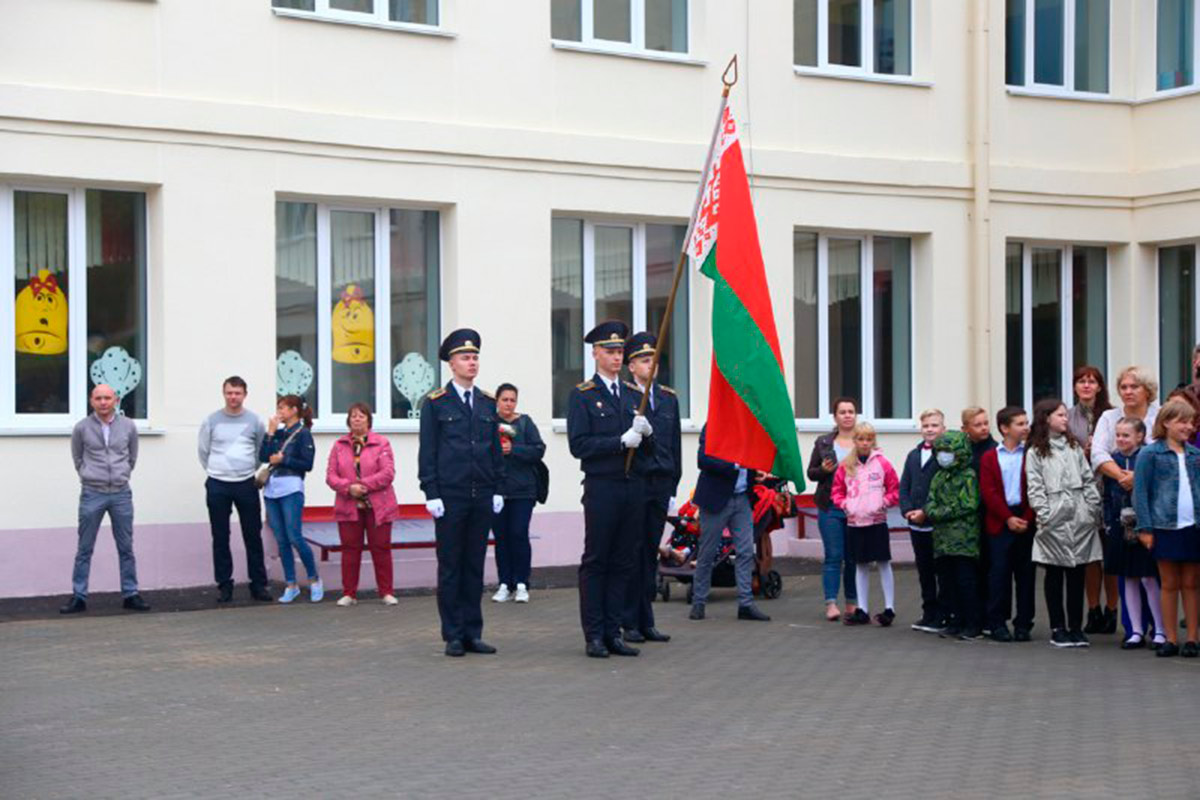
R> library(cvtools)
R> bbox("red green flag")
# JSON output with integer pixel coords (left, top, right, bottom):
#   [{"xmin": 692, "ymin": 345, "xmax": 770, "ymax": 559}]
[{"xmin": 690, "ymin": 102, "xmax": 805, "ymax": 488}]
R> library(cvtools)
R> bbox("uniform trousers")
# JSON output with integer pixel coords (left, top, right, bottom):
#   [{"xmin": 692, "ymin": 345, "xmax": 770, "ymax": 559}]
[
  {"xmin": 579, "ymin": 476, "xmax": 643, "ymax": 642},
  {"xmin": 623, "ymin": 476, "xmax": 672, "ymax": 633},
  {"xmin": 435, "ymin": 495, "xmax": 492, "ymax": 643}
]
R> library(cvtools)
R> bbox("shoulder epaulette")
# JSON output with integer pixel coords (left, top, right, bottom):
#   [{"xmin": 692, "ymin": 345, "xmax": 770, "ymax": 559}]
[
  {"xmin": 659, "ymin": 384, "xmax": 676, "ymax": 396},
  {"xmin": 623, "ymin": 381, "xmax": 643, "ymax": 393},
  {"xmin": 428, "ymin": 388, "xmax": 447, "ymax": 400},
  {"xmin": 480, "ymin": 389, "xmax": 495, "ymax": 400},
  {"xmin": 577, "ymin": 380, "xmax": 595, "ymax": 391}
]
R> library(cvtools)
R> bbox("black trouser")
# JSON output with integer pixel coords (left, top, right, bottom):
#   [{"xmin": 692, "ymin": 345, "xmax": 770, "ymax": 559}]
[
  {"xmin": 975, "ymin": 521, "xmax": 989, "ymax": 629},
  {"xmin": 938, "ymin": 555, "xmax": 978, "ymax": 630},
  {"xmin": 579, "ymin": 476, "xmax": 644, "ymax": 643},
  {"xmin": 909, "ymin": 529, "xmax": 942, "ymax": 622},
  {"xmin": 1043, "ymin": 563, "xmax": 1086, "ymax": 632},
  {"xmin": 435, "ymin": 495, "xmax": 492, "ymax": 643},
  {"xmin": 623, "ymin": 476, "xmax": 672, "ymax": 633},
  {"xmin": 987, "ymin": 526, "xmax": 1036, "ymax": 632},
  {"xmin": 205, "ymin": 477, "xmax": 267, "ymax": 592}
]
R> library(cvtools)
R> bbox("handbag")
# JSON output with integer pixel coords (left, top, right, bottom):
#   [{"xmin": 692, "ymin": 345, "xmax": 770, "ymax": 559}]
[
  {"xmin": 255, "ymin": 426, "xmax": 303, "ymax": 490},
  {"xmin": 518, "ymin": 415, "xmax": 550, "ymax": 505}
]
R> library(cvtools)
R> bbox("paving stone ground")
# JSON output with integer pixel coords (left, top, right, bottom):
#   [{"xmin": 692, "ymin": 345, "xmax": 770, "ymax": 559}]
[{"xmin": 2, "ymin": 565, "xmax": 1197, "ymax": 799}]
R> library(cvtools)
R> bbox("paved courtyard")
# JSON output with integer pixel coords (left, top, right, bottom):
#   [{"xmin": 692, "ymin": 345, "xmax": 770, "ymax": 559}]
[{"xmin": 2, "ymin": 566, "xmax": 1197, "ymax": 799}]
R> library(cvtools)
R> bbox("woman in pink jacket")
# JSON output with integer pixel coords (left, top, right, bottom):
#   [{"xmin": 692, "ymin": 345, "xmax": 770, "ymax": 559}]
[
  {"xmin": 326, "ymin": 403, "xmax": 399, "ymax": 607},
  {"xmin": 831, "ymin": 422, "xmax": 900, "ymax": 627}
]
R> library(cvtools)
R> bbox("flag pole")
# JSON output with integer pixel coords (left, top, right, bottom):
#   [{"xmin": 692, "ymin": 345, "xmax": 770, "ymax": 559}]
[{"xmin": 626, "ymin": 55, "xmax": 739, "ymax": 474}]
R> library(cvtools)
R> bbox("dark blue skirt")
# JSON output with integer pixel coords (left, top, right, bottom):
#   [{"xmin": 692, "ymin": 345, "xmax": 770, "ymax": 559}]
[
  {"xmin": 1105, "ymin": 524, "xmax": 1159, "ymax": 578},
  {"xmin": 1152, "ymin": 526, "xmax": 1200, "ymax": 563},
  {"xmin": 848, "ymin": 523, "xmax": 892, "ymax": 564}
]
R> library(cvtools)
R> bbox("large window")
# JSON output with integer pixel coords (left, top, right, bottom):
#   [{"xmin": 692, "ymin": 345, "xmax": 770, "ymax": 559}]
[
  {"xmin": 1005, "ymin": 0, "xmax": 1110, "ymax": 94},
  {"xmin": 1, "ymin": 186, "xmax": 148, "ymax": 425},
  {"xmin": 1160, "ymin": 244, "xmax": 1197, "ymax": 396},
  {"xmin": 1005, "ymin": 242, "xmax": 1108, "ymax": 408},
  {"xmin": 271, "ymin": 0, "xmax": 439, "ymax": 27},
  {"xmin": 552, "ymin": 0, "xmax": 688, "ymax": 55},
  {"xmin": 550, "ymin": 218, "xmax": 689, "ymax": 418},
  {"xmin": 1157, "ymin": 0, "xmax": 1197, "ymax": 91},
  {"xmin": 794, "ymin": 0, "xmax": 913, "ymax": 77},
  {"xmin": 274, "ymin": 201, "xmax": 440, "ymax": 425},
  {"xmin": 793, "ymin": 231, "xmax": 912, "ymax": 422}
]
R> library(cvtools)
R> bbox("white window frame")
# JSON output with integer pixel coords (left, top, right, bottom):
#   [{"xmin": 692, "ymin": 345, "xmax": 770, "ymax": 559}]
[
  {"xmin": 1005, "ymin": 0, "xmax": 1111, "ymax": 98},
  {"xmin": 272, "ymin": 0, "xmax": 449, "ymax": 35},
  {"xmin": 552, "ymin": 0, "xmax": 692, "ymax": 58},
  {"xmin": 1154, "ymin": 0, "xmax": 1200, "ymax": 96},
  {"xmin": 283, "ymin": 198, "xmax": 443, "ymax": 433},
  {"xmin": 796, "ymin": 231, "xmax": 915, "ymax": 431},
  {"xmin": 793, "ymin": 0, "xmax": 919, "ymax": 83},
  {"xmin": 1155, "ymin": 241, "xmax": 1200, "ymax": 397},
  {"xmin": 0, "ymin": 184, "xmax": 152, "ymax": 432},
  {"xmin": 552, "ymin": 218, "xmax": 691, "ymax": 423},
  {"xmin": 1010, "ymin": 241, "xmax": 1110, "ymax": 411}
]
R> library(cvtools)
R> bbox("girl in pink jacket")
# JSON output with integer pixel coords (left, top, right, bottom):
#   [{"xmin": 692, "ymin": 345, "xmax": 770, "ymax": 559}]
[{"xmin": 831, "ymin": 422, "xmax": 900, "ymax": 626}]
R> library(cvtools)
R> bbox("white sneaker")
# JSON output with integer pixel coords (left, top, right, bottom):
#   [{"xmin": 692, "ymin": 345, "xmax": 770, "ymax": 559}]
[
  {"xmin": 492, "ymin": 585, "xmax": 511, "ymax": 603},
  {"xmin": 279, "ymin": 586, "xmax": 301, "ymax": 604},
  {"xmin": 309, "ymin": 579, "xmax": 324, "ymax": 603},
  {"xmin": 336, "ymin": 595, "xmax": 356, "ymax": 607},
  {"xmin": 381, "ymin": 594, "xmax": 398, "ymax": 606},
  {"xmin": 514, "ymin": 583, "xmax": 530, "ymax": 603}
]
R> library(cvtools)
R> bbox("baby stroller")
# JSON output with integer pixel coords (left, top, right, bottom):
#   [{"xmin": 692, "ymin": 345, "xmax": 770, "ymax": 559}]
[{"xmin": 655, "ymin": 480, "xmax": 796, "ymax": 604}]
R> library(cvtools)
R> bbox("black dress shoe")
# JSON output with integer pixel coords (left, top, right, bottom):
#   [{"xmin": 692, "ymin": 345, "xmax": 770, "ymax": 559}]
[
  {"xmin": 622, "ymin": 629, "xmax": 646, "ymax": 643},
  {"xmin": 689, "ymin": 604, "xmax": 705, "ymax": 620},
  {"xmin": 1013, "ymin": 628, "xmax": 1032, "ymax": 642},
  {"xmin": 738, "ymin": 604, "xmax": 771, "ymax": 622},
  {"xmin": 990, "ymin": 625, "xmax": 1013, "ymax": 642},
  {"xmin": 1157, "ymin": 641, "xmax": 1179, "ymax": 658},
  {"xmin": 250, "ymin": 587, "xmax": 273, "ymax": 602},
  {"xmin": 1182, "ymin": 641, "xmax": 1199, "ymax": 658},
  {"xmin": 641, "ymin": 627, "xmax": 671, "ymax": 642},
  {"xmin": 604, "ymin": 636, "xmax": 640, "ymax": 656},
  {"xmin": 586, "ymin": 640, "xmax": 610, "ymax": 658},
  {"xmin": 59, "ymin": 597, "xmax": 87, "ymax": 614},
  {"xmin": 216, "ymin": 585, "xmax": 233, "ymax": 603},
  {"xmin": 444, "ymin": 640, "xmax": 465, "ymax": 657},
  {"xmin": 463, "ymin": 638, "xmax": 497, "ymax": 654},
  {"xmin": 122, "ymin": 594, "xmax": 151, "ymax": 612}
]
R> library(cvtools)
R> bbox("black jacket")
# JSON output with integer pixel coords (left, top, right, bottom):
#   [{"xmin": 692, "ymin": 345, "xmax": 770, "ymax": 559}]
[
  {"xmin": 632, "ymin": 381, "xmax": 683, "ymax": 492},
  {"xmin": 567, "ymin": 374, "xmax": 654, "ymax": 478},
  {"xmin": 499, "ymin": 413, "xmax": 546, "ymax": 500},
  {"xmin": 970, "ymin": 436, "xmax": 998, "ymax": 477},
  {"xmin": 806, "ymin": 431, "xmax": 841, "ymax": 511},
  {"xmin": 694, "ymin": 425, "xmax": 755, "ymax": 514},
  {"xmin": 258, "ymin": 423, "xmax": 315, "ymax": 479},
  {"xmin": 418, "ymin": 382, "xmax": 505, "ymax": 501},
  {"xmin": 898, "ymin": 441, "xmax": 938, "ymax": 518}
]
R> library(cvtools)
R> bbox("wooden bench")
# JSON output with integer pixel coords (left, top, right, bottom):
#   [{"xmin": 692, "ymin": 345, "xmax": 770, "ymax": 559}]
[{"xmin": 300, "ymin": 504, "xmax": 494, "ymax": 562}]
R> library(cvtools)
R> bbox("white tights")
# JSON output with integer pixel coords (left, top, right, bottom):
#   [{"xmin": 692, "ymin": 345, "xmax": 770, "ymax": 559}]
[
  {"xmin": 855, "ymin": 562, "xmax": 895, "ymax": 615},
  {"xmin": 1123, "ymin": 577, "xmax": 1165, "ymax": 638}
]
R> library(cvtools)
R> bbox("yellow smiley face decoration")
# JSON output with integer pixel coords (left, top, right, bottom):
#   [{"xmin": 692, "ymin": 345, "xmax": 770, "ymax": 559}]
[
  {"xmin": 15, "ymin": 269, "xmax": 68, "ymax": 355},
  {"xmin": 331, "ymin": 284, "xmax": 375, "ymax": 364}
]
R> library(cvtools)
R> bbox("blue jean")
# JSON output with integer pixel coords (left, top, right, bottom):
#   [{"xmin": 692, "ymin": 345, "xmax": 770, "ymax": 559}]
[
  {"xmin": 73, "ymin": 488, "xmax": 139, "ymax": 599},
  {"xmin": 818, "ymin": 508, "xmax": 857, "ymax": 604},
  {"xmin": 492, "ymin": 498, "xmax": 535, "ymax": 589},
  {"xmin": 265, "ymin": 492, "xmax": 318, "ymax": 584}
]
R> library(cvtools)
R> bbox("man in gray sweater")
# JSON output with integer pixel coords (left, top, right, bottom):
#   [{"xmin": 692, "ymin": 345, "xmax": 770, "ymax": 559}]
[
  {"xmin": 198, "ymin": 376, "xmax": 270, "ymax": 603},
  {"xmin": 61, "ymin": 384, "xmax": 150, "ymax": 614}
]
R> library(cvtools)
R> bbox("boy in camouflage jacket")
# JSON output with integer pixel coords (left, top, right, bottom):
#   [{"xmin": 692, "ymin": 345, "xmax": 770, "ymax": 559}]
[{"xmin": 923, "ymin": 430, "xmax": 982, "ymax": 637}]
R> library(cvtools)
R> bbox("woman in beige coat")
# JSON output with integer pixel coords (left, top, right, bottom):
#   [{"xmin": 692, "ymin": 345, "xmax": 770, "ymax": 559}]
[{"xmin": 1026, "ymin": 399, "xmax": 1103, "ymax": 649}]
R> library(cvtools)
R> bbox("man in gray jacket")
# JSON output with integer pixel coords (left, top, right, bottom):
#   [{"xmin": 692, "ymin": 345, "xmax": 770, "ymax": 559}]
[{"xmin": 61, "ymin": 384, "xmax": 150, "ymax": 613}]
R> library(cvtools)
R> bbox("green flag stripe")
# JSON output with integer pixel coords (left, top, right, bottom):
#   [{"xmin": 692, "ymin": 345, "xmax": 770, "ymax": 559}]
[{"xmin": 701, "ymin": 250, "xmax": 806, "ymax": 487}]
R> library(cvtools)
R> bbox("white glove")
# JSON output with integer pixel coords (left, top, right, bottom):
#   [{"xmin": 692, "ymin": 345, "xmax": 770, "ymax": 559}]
[
  {"xmin": 425, "ymin": 499, "xmax": 445, "ymax": 519},
  {"xmin": 632, "ymin": 414, "xmax": 653, "ymax": 436},
  {"xmin": 668, "ymin": 496, "xmax": 678, "ymax": 516},
  {"xmin": 493, "ymin": 495, "xmax": 504, "ymax": 514},
  {"xmin": 620, "ymin": 429, "xmax": 643, "ymax": 449}
]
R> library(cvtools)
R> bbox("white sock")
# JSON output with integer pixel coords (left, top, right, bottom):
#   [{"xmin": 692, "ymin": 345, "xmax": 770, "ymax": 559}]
[
  {"xmin": 855, "ymin": 564, "xmax": 871, "ymax": 615},
  {"xmin": 879, "ymin": 561, "xmax": 895, "ymax": 610},
  {"xmin": 1123, "ymin": 579, "xmax": 1144, "ymax": 636},
  {"xmin": 1143, "ymin": 577, "xmax": 1165, "ymax": 637}
]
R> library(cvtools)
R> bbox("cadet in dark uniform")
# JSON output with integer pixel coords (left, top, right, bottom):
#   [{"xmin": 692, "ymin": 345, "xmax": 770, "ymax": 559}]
[
  {"xmin": 418, "ymin": 329, "xmax": 505, "ymax": 657},
  {"xmin": 621, "ymin": 332, "xmax": 682, "ymax": 644},
  {"xmin": 567, "ymin": 320, "xmax": 656, "ymax": 659}
]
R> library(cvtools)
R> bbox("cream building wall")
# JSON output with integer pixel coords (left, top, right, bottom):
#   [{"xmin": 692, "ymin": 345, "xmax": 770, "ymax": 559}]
[{"xmin": 1, "ymin": 0, "xmax": 1198, "ymax": 597}]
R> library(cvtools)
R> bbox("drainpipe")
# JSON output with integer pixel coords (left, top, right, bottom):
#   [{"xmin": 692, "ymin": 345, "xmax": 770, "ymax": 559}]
[{"xmin": 969, "ymin": 0, "xmax": 992, "ymax": 407}]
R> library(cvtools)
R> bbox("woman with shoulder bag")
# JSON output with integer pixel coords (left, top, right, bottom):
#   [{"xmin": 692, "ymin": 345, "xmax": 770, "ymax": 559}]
[
  {"xmin": 260, "ymin": 394, "xmax": 322, "ymax": 604},
  {"xmin": 491, "ymin": 384, "xmax": 546, "ymax": 604},
  {"xmin": 807, "ymin": 397, "xmax": 860, "ymax": 621}
]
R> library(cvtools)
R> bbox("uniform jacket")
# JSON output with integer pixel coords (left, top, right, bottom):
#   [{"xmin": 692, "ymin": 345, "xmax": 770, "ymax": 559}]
[
  {"xmin": 326, "ymin": 431, "xmax": 399, "ymax": 526},
  {"xmin": 418, "ymin": 382, "xmax": 505, "ymax": 501},
  {"xmin": 258, "ymin": 423, "xmax": 315, "ymax": 479},
  {"xmin": 805, "ymin": 431, "xmax": 841, "ymax": 511},
  {"xmin": 924, "ymin": 431, "xmax": 981, "ymax": 559},
  {"xmin": 633, "ymin": 381, "xmax": 682, "ymax": 492},
  {"xmin": 566, "ymin": 374, "xmax": 654, "ymax": 479},
  {"xmin": 71, "ymin": 413, "xmax": 138, "ymax": 493},
  {"xmin": 978, "ymin": 446, "xmax": 1036, "ymax": 536},
  {"xmin": 694, "ymin": 425, "xmax": 756, "ymax": 514},
  {"xmin": 1132, "ymin": 439, "xmax": 1200, "ymax": 532},
  {"xmin": 898, "ymin": 442, "xmax": 938, "ymax": 519},
  {"xmin": 1103, "ymin": 447, "xmax": 1139, "ymax": 536},
  {"xmin": 1026, "ymin": 435, "xmax": 1103, "ymax": 567},
  {"xmin": 498, "ymin": 413, "xmax": 547, "ymax": 500},
  {"xmin": 830, "ymin": 450, "xmax": 899, "ymax": 527}
]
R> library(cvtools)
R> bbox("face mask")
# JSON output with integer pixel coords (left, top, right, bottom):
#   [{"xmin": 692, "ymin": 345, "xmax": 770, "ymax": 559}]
[{"xmin": 936, "ymin": 452, "xmax": 956, "ymax": 468}]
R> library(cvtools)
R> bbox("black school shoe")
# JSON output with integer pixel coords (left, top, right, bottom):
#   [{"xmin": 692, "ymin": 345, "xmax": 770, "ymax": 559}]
[
  {"xmin": 1083, "ymin": 606, "xmax": 1104, "ymax": 634},
  {"xmin": 990, "ymin": 625, "xmax": 1013, "ymax": 642},
  {"xmin": 873, "ymin": 609, "xmax": 895, "ymax": 627},
  {"xmin": 1157, "ymin": 641, "xmax": 1180, "ymax": 658},
  {"xmin": 1013, "ymin": 628, "xmax": 1032, "ymax": 642},
  {"xmin": 1103, "ymin": 607, "xmax": 1118, "ymax": 634},
  {"xmin": 843, "ymin": 608, "xmax": 870, "ymax": 626},
  {"xmin": 1121, "ymin": 634, "xmax": 1146, "ymax": 650},
  {"xmin": 910, "ymin": 616, "xmax": 940, "ymax": 633},
  {"xmin": 1182, "ymin": 641, "xmax": 1199, "ymax": 658}
]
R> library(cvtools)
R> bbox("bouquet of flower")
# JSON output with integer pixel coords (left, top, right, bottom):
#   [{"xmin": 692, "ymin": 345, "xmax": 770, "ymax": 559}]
[{"xmin": 498, "ymin": 422, "xmax": 517, "ymax": 441}]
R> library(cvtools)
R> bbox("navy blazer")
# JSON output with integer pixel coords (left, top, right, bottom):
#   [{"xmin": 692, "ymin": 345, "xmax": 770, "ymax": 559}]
[{"xmin": 693, "ymin": 425, "xmax": 754, "ymax": 514}]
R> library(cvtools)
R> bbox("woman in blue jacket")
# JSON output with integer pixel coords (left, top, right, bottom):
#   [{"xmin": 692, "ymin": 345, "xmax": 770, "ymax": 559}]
[
  {"xmin": 1132, "ymin": 399, "xmax": 1200, "ymax": 657},
  {"xmin": 261, "ymin": 394, "xmax": 322, "ymax": 603}
]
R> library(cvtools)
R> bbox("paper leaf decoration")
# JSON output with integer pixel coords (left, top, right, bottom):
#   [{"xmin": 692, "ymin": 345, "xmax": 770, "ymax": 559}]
[
  {"xmin": 276, "ymin": 350, "xmax": 314, "ymax": 397},
  {"xmin": 393, "ymin": 352, "xmax": 435, "ymax": 419},
  {"xmin": 89, "ymin": 346, "xmax": 142, "ymax": 409}
]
